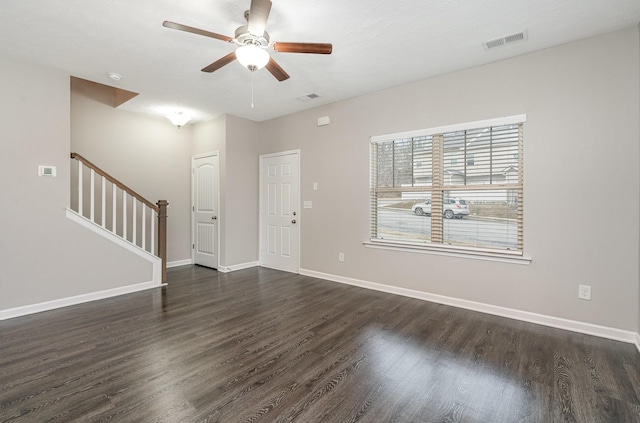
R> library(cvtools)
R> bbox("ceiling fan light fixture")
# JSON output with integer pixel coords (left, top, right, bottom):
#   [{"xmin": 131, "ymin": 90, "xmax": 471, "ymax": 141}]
[
  {"xmin": 166, "ymin": 112, "xmax": 191, "ymax": 128},
  {"xmin": 236, "ymin": 44, "xmax": 270, "ymax": 71}
]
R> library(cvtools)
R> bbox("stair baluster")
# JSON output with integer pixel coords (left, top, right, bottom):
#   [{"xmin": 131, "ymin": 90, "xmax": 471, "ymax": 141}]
[{"xmin": 70, "ymin": 152, "xmax": 168, "ymax": 283}]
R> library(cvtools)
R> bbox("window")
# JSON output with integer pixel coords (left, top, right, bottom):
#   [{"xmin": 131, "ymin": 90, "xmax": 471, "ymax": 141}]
[
  {"xmin": 369, "ymin": 115, "xmax": 525, "ymax": 256},
  {"xmin": 466, "ymin": 153, "xmax": 475, "ymax": 166}
]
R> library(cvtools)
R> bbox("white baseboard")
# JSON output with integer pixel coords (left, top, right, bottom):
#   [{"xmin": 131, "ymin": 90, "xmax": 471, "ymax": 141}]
[
  {"xmin": 217, "ymin": 261, "xmax": 259, "ymax": 273},
  {"xmin": 300, "ymin": 268, "xmax": 640, "ymax": 349},
  {"xmin": 1, "ymin": 208, "xmax": 168, "ymax": 321},
  {"xmin": 167, "ymin": 259, "xmax": 193, "ymax": 268},
  {"xmin": 0, "ymin": 280, "xmax": 161, "ymax": 320}
]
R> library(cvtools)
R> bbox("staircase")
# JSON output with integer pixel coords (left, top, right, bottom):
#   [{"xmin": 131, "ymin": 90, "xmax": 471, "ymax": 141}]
[{"xmin": 70, "ymin": 153, "xmax": 168, "ymax": 283}]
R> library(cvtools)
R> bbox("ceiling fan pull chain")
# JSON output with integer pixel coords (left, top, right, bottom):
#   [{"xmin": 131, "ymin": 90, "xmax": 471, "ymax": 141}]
[{"xmin": 251, "ymin": 71, "xmax": 255, "ymax": 109}]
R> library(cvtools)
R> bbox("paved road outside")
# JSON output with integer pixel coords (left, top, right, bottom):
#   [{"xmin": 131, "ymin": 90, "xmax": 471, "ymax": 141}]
[{"xmin": 376, "ymin": 208, "xmax": 518, "ymax": 250}]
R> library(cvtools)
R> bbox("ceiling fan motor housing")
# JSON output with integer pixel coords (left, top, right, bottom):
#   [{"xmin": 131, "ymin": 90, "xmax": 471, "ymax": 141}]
[{"xmin": 235, "ymin": 25, "xmax": 270, "ymax": 48}]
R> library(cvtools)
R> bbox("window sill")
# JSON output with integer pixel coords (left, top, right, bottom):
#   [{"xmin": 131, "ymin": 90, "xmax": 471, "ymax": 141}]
[{"xmin": 363, "ymin": 240, "xmax": 532, "ymax": 265}]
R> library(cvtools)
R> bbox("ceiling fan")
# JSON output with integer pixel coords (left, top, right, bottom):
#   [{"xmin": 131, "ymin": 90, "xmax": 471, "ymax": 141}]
[{"xmin": 163, "ymin": 0, "xmax": 332, "ymax": 82}]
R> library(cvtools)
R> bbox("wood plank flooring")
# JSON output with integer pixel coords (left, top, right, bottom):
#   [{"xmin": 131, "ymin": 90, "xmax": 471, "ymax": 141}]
[{"xmin": 1, "ymin": 265, "xmax": 640, "ymax": 422}]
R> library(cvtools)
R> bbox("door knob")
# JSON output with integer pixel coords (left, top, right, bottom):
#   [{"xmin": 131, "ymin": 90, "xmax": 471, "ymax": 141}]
[
  {"xmin": 293, "ymin": 211, "xmax": 297, "ymax": 216},
  {"xmin": 212, "ymin": 216, "xmax": 217, "ymax": 220},
  {"xmin": 292, "ymin": 219, "xmax": 296, "ymax": 224}
]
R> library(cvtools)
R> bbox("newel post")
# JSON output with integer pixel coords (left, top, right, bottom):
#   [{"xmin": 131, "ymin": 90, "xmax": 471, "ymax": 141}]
[{"xmin": 157, "ymin": 200, "xmax": 169, "ymax": 284}]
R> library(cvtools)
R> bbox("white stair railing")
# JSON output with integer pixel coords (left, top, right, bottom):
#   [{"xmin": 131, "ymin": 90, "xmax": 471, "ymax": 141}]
[{"xmin": 70, "ymin": 153, "xmax": 168, "ymax": 283}]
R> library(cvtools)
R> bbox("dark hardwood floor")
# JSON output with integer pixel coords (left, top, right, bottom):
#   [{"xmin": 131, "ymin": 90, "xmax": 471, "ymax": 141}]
[{"xmin": 1, "ymin": 265, "xmax": 640, "ymax": 422}]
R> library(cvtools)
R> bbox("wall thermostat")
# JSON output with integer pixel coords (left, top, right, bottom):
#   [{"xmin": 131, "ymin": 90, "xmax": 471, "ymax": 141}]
[{"xmin": 38, "ymin": 165, "xmax": 56, "ymax": 177}]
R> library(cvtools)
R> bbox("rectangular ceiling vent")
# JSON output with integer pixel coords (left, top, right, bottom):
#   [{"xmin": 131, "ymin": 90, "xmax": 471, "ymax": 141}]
[
  {"xmin": 297, "ymin": 93, "xmax": 320, "ymax": 102},
  {"xmin": 484, "ymin": 30, "xmax": 527, "ymax": 50}
]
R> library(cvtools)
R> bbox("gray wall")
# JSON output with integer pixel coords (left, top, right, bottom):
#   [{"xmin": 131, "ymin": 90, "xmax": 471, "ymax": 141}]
[
  {"xmin": 3, "ymin": 26, "xmax": 639, "ymax": 334},
  {"xmin": 225, "ymin": 115, "xmax": 260, "ymax": 266},
  {"xmin": 191, "ymin": 114, "xmax": 260, "ymax": 268},
  {"xmin": 71, "ymin": 88, "xmax": 193, "ymax": 263},
  {"xmin": 0, "ymin": 57, "xmax": 153, "ymax": 310},
  {"xmin": 255, "ymin": 27, "xmax": 640, "ymax": 332}
]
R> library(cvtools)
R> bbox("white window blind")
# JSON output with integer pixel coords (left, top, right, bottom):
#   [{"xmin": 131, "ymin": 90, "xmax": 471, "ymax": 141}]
[{"xmin": 370, "ymin": 117, "xmax": 524, "ymax": 255}]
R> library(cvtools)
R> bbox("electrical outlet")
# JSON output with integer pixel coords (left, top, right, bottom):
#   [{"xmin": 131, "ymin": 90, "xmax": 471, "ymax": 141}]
[
  {"xmin": 338, "ymin": 252, "xmax": 344, "ymax": 262},
  {"xmin": 578, "ymin": 284, "xmax": 591, "ymax": 301}
]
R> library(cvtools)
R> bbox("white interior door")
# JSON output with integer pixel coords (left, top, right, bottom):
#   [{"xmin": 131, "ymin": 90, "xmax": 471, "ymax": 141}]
[
  {"xmin": 193, "ymin": 154, "xmax": 219, "ymax": 269},
  {"xmin": 260, "ymin": 151, "xmax": 300, "ymax": 273}
]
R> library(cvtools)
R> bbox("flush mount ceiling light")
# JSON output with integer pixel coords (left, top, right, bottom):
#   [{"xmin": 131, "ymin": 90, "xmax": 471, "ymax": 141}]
[{"xmin": 166, "ymin": 112, "xmax": 191, "ymax": 128}]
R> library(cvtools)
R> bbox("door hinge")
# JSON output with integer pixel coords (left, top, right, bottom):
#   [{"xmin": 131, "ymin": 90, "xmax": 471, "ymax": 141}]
[{"xmin": 192, "ymin": 244, "xmax": 195, "ymax": 249}]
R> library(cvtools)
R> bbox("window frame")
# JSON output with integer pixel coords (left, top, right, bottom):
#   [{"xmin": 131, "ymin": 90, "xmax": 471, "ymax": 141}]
[{"xmin": 367, "ymin": 115, "xmax": 529, "ymax": 263}]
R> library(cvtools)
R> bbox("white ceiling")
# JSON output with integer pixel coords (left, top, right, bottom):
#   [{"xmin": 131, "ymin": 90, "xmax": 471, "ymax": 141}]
[{"xmin": 1, "ymin": 0, "xmax": 639, "ymax": 123}]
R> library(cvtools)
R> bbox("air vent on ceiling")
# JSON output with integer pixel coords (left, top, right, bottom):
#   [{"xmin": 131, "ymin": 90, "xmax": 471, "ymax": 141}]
[
  {"xmin": 484, "ymin": 30, "xmax": 528, "ymax": 50},
  {"xmin": 297, "ymin": 93, "xmax": 320, "ymax": 102}
]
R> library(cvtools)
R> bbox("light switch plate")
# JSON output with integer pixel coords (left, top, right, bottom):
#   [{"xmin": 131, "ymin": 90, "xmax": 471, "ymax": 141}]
[{"xmin": 303, "ymin": 201, "xmax": 312, "ymax": 209}]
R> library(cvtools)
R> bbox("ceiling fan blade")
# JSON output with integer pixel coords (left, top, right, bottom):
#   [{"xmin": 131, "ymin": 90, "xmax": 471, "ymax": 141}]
[
  {"xmin": 272, "ymin": 42, "xmax": 333, "ymax": 54},
  {"xmin": 265, "ymin": 57, "xmax": 290, "ymax": 81},
  {"xmin": 163, "ymin": 21, "xmax": 233, "ymax": 42},
  {"xmin": 247, "ymin": 0, "xmax": 272, "ymax": 37},
  {"xmin": 201, "ymin": 52, "xmax": 237, "ymax": 73}
]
